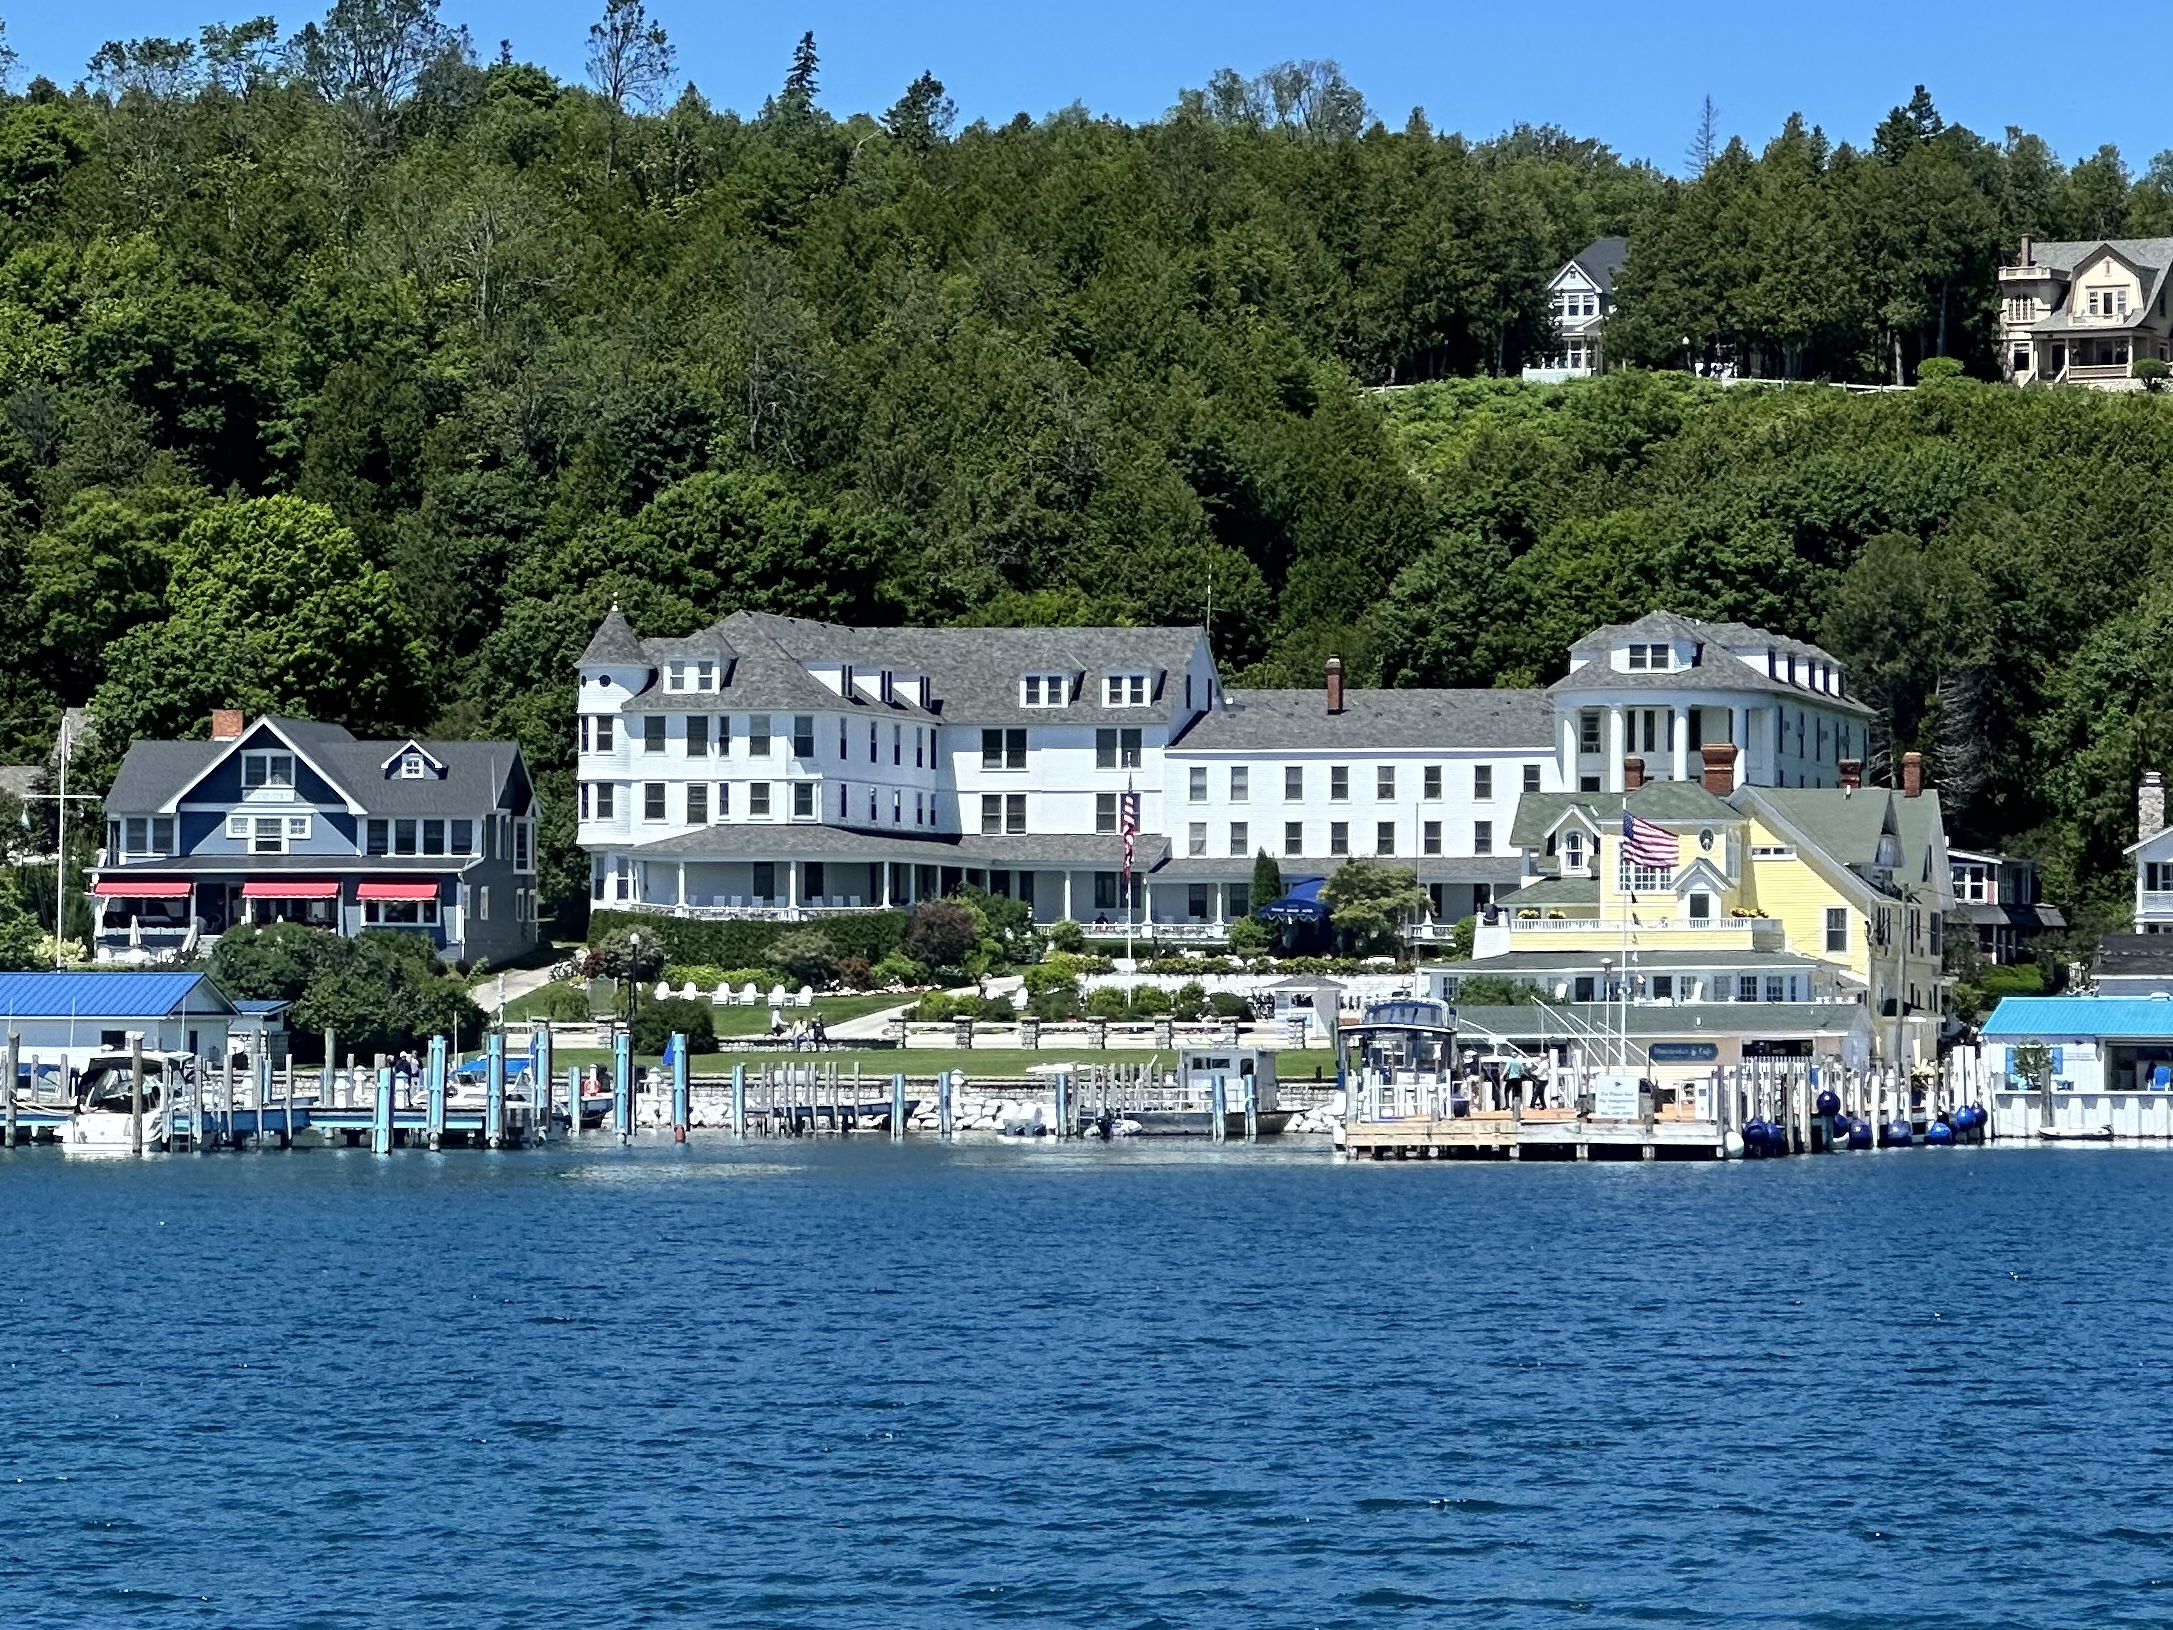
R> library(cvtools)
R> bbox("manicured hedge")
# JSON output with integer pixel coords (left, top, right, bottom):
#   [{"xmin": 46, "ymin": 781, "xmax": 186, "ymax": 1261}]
[{"xmin": 588, "ymin": 910, "xmax": 907, "ymax": 968}]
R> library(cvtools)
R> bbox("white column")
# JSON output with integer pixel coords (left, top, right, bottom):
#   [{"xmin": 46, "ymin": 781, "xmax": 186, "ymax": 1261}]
[
  {"xmin": 1669, "ymin": 708, "xmax": 1687, "ymax": 783},
  {"xmin": 676, "ymin": 862, "xmax": 686, "ymax": 907},
  {"xmin": 1063, "ymin": 871, "xmax": 1074, "ymax": 922},
  {"xmin": 1559, "ymin": 711, "xmax": 1577, "ymax": 787},
  {"xmin": 1213, "ymin": 886, "xmax": 1226, "ymax": 926},
  {"xmin": 1606, "ymin": 705, "xmax": 1626, "ymax": 792},
  {"xmin": 787, "ymin": 860, "xmax": 799, "ymax": 910}
]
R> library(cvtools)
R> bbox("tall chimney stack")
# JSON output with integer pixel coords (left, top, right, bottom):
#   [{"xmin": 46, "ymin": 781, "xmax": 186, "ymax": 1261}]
[
  {"xmin": 1325, "ymin": 656, "xmax": 1344, "ymax": 716},
  {"xmin": 1700, "ymin": 743, "xmax": 1738, "ymax": 796},
  {"xmin": 2143, "ymin": 771, "xmax": 2167, "ymax": 841},
  {"xmin": 1902, "ymin": 751, "xmax": 1923, "ymax": 798},
  {"xmin": 1622, "ymin": 756, "xmax": 1645, "ymax": 792},
  {"xmin": 210, "ymin": 709, "xmax": 244, "ymax": 741},
  {"xmin": 1838, "ymin": 758, "xmax": 1863, "ymax": 792}
]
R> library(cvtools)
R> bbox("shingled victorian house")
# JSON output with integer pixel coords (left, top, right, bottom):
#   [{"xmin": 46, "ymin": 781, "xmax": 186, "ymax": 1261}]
[
  {"xmin": 1999, "ymin": 235, "xmax": 2173, "ymax": 387},
  {"xmin": 91, "ymin": 711, "xmax": 540, "ymax": 966}
]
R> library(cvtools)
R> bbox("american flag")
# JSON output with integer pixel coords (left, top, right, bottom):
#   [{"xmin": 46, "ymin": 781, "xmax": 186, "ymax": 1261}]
[
  {"xmin": 1120, "ymin": 783, "xmax": 1140, "ymax": 871},
  {"xmin": 1621, "ymin": 810, "xmax": 1679, "ymax": 868}
]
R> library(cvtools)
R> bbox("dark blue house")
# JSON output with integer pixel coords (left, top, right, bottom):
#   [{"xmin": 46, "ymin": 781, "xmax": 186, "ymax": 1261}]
[{"xmin": 91, "ymin": 712, "xmax": 540, "ymax": 967}]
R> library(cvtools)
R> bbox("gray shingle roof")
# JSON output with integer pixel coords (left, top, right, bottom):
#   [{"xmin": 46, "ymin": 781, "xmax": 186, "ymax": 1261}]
[
  {"xmin": 2011, "ymin": 239, "xmax": 2173, "ymax": 317},
  {"xmin": 1557, "ymin": 612, "xmax": 1870, "ymax": 715},
  {"xmin": 579, "ymin": 606, "xmax": 650, "ymax": 667},
  {"xmin": 105, "ymin": 719, "xmax": 532, "ymax": 818},
  {"xmin": 1173, "ymin": 688, "xmax": 1552, "ymax": 753},
  {"xmin": 1450, "ymin": 1001, "xmax": 1869, "ymax": 1042},
  {"xmin": 1566, "ymin": 236, "xmax": 1628, "ymax": 294}
]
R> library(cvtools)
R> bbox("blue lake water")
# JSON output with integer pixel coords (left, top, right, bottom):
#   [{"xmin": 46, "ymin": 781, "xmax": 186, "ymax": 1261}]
[{"xmin": 0, "ymin": 1139, "xmax": 2166, "ymax": 1628}]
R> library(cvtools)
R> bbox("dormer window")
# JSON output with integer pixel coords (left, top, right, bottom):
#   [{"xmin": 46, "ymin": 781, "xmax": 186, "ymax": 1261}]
[
  {"xmin": 1625, "ymin": 644, "xmax": 1671, "ymax": 671},
  {"xmin": 1563, "ymin": 830, "xmax": 1586, "ymax": 873},
  {"xmin": 1105, "ymin": 674, "xmax": 1148, "ymax": 707},
  {"xmin": 695, "ymin": 660, "xmax": 715, "ymax": 692},
  {"xmin": 666, "ymin": 661, "xmax": 686, "ymax": 691},
  {"xmin": 399, "ymin": 753, "xmax": 428, "ymax": 779},
  {"xmin": 1022, "ymin": 674, "xmax": 1069, "ymax": 707},
  {"xmin": 242, "ymin": 751, "xmax": 294, "ymax": 790}
]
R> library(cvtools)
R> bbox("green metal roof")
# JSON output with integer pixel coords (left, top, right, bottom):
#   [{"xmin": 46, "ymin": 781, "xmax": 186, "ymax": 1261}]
[
  {"xmin": 1496, "ymin": 876, "xmax": 1601, "ymax": 909},
  {"xmin": 1508, "ymin": 781, "xmax": 1740, "ymax": 848}
]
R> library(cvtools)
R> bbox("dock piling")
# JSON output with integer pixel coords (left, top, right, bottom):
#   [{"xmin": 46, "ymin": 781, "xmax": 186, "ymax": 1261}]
[
  {"xmin": 891, "ymin": 1072, "xmax": 905, "ymax": 1142},
  {"xmin": 1243, "ymin": 1069, "xmax": 1258, "ymax": 1144},
  {"xmin": 534, "ymin": 1023, "xmax": 554, "ymax": 1142},
  {"xmin": 427, "ymin": 1035, "xmax": 448, "ymax": 1149},
  {"xmin": 671, "ymin": 1035, "xmax": 689, "ymax": 1142},
  {"xmin": 130, "ymin": 1033, "xmax": 145, "ymax": 1157},
  {"xmin": 371, "ymin": 1065, "xmax": 394, "ymax": 1154},
  {"xmin": 1210, "ymin": 1070, "xmax": 1227, "ymax": 1145},
  {"xmin": 3, "ymin": 1031, "xmax": 15, "ymax": 1150},
  {"xmin": 731, "ymin": 1063, "xmax": 746, "ymax": 1139},
  {"xmin": 612, "ymin": 1030, "xmax": 632, "ymax": 1144},
  {"xmin": 938, "ymin": 1069, "xmax": 954, "ymax": 1140},
  {"xmin": 486, "ymin": 1028, "xmax": 507, "ymax": 1149}
]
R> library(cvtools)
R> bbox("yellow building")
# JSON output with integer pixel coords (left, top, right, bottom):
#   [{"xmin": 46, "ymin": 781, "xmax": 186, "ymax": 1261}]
[{"xmin": 1477, "ymin": 757, "xmax": 1952, "ymax": 1064}]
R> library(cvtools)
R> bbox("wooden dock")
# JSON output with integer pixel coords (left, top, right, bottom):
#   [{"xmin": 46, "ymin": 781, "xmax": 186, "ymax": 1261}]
[{"xmin": 1339, "ymin": 1110, "xmax": 1727, "ymax": 1161}]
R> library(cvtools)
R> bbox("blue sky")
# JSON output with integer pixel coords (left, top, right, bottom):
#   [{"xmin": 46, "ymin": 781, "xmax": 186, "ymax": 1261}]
[{"xmin": 5, "ymin": 0, "xmax": 2155, "ymax": 177}]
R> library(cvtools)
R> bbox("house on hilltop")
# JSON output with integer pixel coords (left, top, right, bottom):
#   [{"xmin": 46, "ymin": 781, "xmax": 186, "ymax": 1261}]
[
  {"xmin": 1999, "ymin": 235, "xmax": 2173, "ymax": 387},
  {"xmin": 1524, "ymin": 236, "xmax": 1626, "ymax": 382}
]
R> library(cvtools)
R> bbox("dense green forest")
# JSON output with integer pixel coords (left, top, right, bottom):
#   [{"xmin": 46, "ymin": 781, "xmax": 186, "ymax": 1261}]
[{"xmin": 0, "ymin": 0, "xmax": 2169, "ymax": 951}]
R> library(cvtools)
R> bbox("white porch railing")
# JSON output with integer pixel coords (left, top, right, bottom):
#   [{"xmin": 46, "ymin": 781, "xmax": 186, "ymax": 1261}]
[{"xmin": 617, "ymin": 900, "xmax": 893, "ymax": 922}]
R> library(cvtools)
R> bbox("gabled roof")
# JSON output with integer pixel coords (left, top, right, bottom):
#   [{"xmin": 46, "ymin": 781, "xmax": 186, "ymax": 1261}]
[
  {"xmin": 0, "ymin": 970, "xmax": 237, "ymax": 1019},
  {"xmin": 1509, "ymin": 782, "xmax": 1741, "ymax": 849},
  {"xmin": 104, "ymin": 719, "xmax": 532, "ymax": 818},
  {"xmin": 1174, "ymin": 688, "xmax": 1551, "ymax": 753},
  {"xmin": 1559, "ymin": 236, "xmax": 1628, "ymax": 295},
  {"xmin": 1733, "ymin": 785, "xmax": 1947, "ymax": 906}
]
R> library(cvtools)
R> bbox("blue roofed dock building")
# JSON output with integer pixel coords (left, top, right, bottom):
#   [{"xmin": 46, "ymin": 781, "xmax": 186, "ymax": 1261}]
[
  {"xmin": 0, "ymin": 970, "xmax": 239, "ymax": 1072},
  {"xmin": 90, "ymin": 710, "xmax": 540, "ymax": 967},
  {"xmin": 1980, "ymin": 995, "xmax": 2173, "ymax": 1140}
]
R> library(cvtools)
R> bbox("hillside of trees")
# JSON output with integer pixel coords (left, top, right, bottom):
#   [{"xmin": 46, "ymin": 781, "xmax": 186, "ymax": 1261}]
[{"xmin": 0, "ymin": 1, "xmax": 2166, "ymax": 947}]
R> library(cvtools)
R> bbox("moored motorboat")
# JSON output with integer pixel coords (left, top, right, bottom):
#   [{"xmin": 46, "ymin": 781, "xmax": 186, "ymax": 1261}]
[{"xmin": 61, "ymin": 1052, "xmax": 186, "ymax": 1155}]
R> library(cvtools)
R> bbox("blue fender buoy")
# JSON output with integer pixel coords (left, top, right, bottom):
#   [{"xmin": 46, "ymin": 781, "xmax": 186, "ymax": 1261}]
[
  {"xmin": 1882, "ymin": 1119, "xmax": 1913, "ymax": 1147},
  {"xmin": 1815, "ymin": 1088, "xmax": 1842, "ymax": 1118},
  {"xmin": 1742, "ymin": 1117, "xmax": 1771, "ymax": 1155},
  {"xmin": 1926, "ymin": 1119, "xmax": 1955, "ymax": 1146},
  {"xmin": 1846, "ymin": 1116, "xmax": 1874, "ymax": 1150}
]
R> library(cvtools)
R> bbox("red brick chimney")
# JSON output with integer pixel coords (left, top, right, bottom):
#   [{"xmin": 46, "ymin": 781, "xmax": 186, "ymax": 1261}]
[
  {"xmin": 1325, "ymin": 656, "xmax": 1344, "ymax": 715},
  {"xmin": 1622, "ymin": 756, "xmax": 1645, "ymax": 792},
  {"xmin": 211, "ymin": 709, "xmax": 245, "ymax": 741},
  {"xmin": 1902, "ymin": 751, "xmax": 1923, "ymax": 798},
  {"xmin": 1838, "ymin": 758, "xmax": 1863, "ymax": 792},
  {"xmin": 1700, "ymin": 743, "xmax": 1738, "ymax": 795}
]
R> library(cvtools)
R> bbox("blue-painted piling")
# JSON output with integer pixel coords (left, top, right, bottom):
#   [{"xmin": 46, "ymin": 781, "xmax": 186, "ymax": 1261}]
[
  {"xmin": 671, "ymin": 1036, "xmax": 690, "ymax": 1143},
  {"xmin": 1210, "ymin": 1072, "xmax": 1228, "ymax": 1144},
  {"xmin": 566, "ymin": 1064, "xmax": 582, "ymax": 1136},
  {"xmin": 938, "ymin": 1070, "xmax": 954, "ymax": 1140},
  {"xmin": 486, "ymin": 1029, "xmax": 506, "ymax": 1148},
  {"xmin": 613, "ymin": 1030, "xmax": 633, "ymax": 1143},
  {"xmin": 371, "ymin": 1066, "xmax": 394, "ymax": 1155},
  {"xmin": 731, "ymin": 1063, "xmax": 746, "ymax": 1139},
  {"xmin": 533, "ymin": 1024, "xmax": 554, "ymax": 1141},
  {"xmin": 427, "ymin": 1035, "xmax": 448, "ymax": 1148},
  {"xmin": 891, "ymin": 1072, "xmax": 906, "ymax": 1142}
]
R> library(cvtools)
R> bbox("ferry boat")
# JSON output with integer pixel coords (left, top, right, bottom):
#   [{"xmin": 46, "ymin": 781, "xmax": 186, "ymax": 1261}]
[
  {"xmin": 62, "ymin": 1051, "xmax": 188, "ymax": 1155},
  {"xmin": 1334, "ymin": 997, "xmax": 1463, "ymax": 1147}
]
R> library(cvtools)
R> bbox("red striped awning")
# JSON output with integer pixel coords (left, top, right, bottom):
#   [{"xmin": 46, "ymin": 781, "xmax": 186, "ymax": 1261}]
[
  {"xmin": 241, "ymin": 880, "xmax": 339, "ymax": 899},
  {"xmin": 92, "ymin": 880, "xmax": 191, "ymax": 898},
  {"xmin": 356, "ymin": 881, "xmax": 441, "ymax": 901}
]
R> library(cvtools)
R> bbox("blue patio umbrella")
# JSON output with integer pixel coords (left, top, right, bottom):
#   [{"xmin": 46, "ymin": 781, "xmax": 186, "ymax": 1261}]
[{"xmin": 1258, "ymin": 876, "xmax": 1330, "ymax": 923}]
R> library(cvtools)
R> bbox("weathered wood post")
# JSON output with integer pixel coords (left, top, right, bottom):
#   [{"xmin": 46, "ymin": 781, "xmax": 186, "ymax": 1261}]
[
  {"xmin": 3, "ymin": 1030, "xmax": 16, "ymax": 1151},
  {"xmin": 254, "ymin": 1051, "xmax": 272, "ymax": 1151},
  {"xmin": 613, "ymin": 1029, "xmax": 633, "ymax": 1144},
  {"xmin": 938, "ymin": 1069, "xmax": 955, "ymax": 1141},
  {"xmin": 670, "ymin": 1035, "xmax": 689, "ymax": 1143},
  {"xmin": 321, "ymin": 1028, "xmax": 335, "ymax": 1109},
  {"xmin": 129, "ymin": 1032, "xmax": 146, "ymax": 1157},
  {"xmin": 1244, "ymin": 1067, "xmax": 1258, "ymax": 1144},
  {"xmin": 486, "ymin": 1027, "xmax": 506, "ymax": 1150},
  {"xmin": 1210, "ymin": 1068, "xmax": 1227, "ymax": 1145},
  {"xmin": 426, "ymin": 1035, "xmax": 448, "ymax": 1151},
  {"xmin": 372, "ymin": 1064, "xmax": 393, "ymax": 1155},
  {"xmin": 730, "ymin": 1062, "xmax": 746, "ymax": 1139},
  {"xmin": 890, "ymin": 1071, "xmax": 906, "ymax": 1141},
  {"xmin": 565, "ymin": 1065, "xmax": 582, "ymax": 1137}
]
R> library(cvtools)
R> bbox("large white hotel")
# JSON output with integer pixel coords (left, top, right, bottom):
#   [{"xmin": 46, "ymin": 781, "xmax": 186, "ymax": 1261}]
[{"xmin": 576, "ymin": 606, "xmax": 1871, "ymax": 937}]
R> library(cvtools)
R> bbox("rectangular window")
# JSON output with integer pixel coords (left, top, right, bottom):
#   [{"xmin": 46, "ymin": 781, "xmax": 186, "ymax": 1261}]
[
  {"xmin": 1096, "ymin": 729, "xmax": 1117, "ymax": 770},
  {"xmin": 1119, "ymin": 729, "xmax": 1141, "ymax": 769},
  {"xmin": 1574, "ymin": 976, "xmax": 1596, "ymax": 1003},
  {"xmin": 1765, "ymin": 977, "xmax": 1787, "ymax": 1004},
  {"xmin": 125, "ymin": 817, "xmax": 149, "ymax": 852},
  {"xmin": 1330, "ymin": 822, "xmax": 1349, "ymax": 856},
  {"xmin": 696, "ymin": 659, "xmax": 715, "ymax": 691},
  {"xmin": 252, "ymin": 817, "xmax": 284, "ymax": 854},
  {"xmin": 753, "ymin": 862, "xmax": 776, "ymax": 902},
  {"xmin": 1190, "ymin": 766, "xmax": 1208, "ymax": 802},
  {"xmin": 1005, "ymin": 729, "xmax": 1027, "ymax": 769},
  {"xmin": 1524, "ymin": 764, "xmax": 1541, "ymax": 793},
  {"xmin": 914, "ymin": 729, "xmax": 924, "ymax": 769},
  {"xmin": 1424, "ymin": 765, "xmax": 1443, "ymax": 800},
  {"xmin": 1230, "ymin": 766, "xmax": 1248, "ymax": 803},
  {"xmin": 792, "ymin": 782, "xmax": 815, "ymax": 819},
  {"xmin": 393, "ymin": 819, "xmax": 417, "ymax": 856},
  {"xmin": 750, "ymin": 783, "xmax": 771, "ymax": 818},
  {"xmin": 687, "ymin": 784, "xmax": 708, "ymax": 824},
  {"xmin": 1006, "ymin": 794, "xmax": 1027, "ymax": 835},
  {"xmin": 1423, "ymin": 821, "xmax": 1442, "ymax": 855},
  {"xmin": 580, "ymin": 715, "xmax": 590, "ymax": 753},
  {"xmin": 667, "ymin": 660, "xmax": 686, "ymax": 691},
  {"xmin": 644, "ymin": 782, "xmax": 666, "ymax": 821},
  {"xmin": 717, "ymin": 784, "xmax": 730, "ymax": 819},
  {"xmin": 1096, "ymin": 793, "xmax": 1118, "ymax": 833},
  {"xmin": 1688, "ymin": 892, "xmax": 1711, "ymax": 921},
  {"xmin": 1473, "ymin": 820, "xmax": 1492, "ymax": 855},
  {"xmin": 422, "ymin": 819, "xmax": 446, "ymax": 856},
  {"xmin": 1579, "ymin": 712, "xmax": 1602, "ymax": 754},
  {"xmin": 1473, "ymin": 765, "xmax": 1492, "ymax": 800},
  {"xmin": 595, "ymin": 716, "xmax": 614, "ymax": 752},
  {"xmin": 747, "ymin": 717, "xmax": 770, "ymax": 757},
  {"xmin": 1230, "ymin": 884, "xmax": 1250, "ymax": 918},
  {"xmin": 983, "ymin": 729, "xmax": 1005, "ymax": 770},
  {"xmin": 1330, "ymin": 766, "xmax": 1349, "ymax": 801},
  {"xmin": 1189, "ymin": 822, "xmax": 1207, "ymax": 857},
  {"xmin": 840, "ymin": 718, "xmax": 848, "ymax": 758},
  {"xmin": 687, "ymin": 717, "xmax": 709, "ymax": 757},
  {"xmin": 1825, "ymin": 906, "xmax": 1848, "ymax": 952},
  {"xmin": 1285, "ymin": 766, "xmax": 1303, "ymax": 801},
  {"xmin": 982, "ymin": 794, "xmax": 1003, "ymax": 835},
  {"xmin": 241, "ymin": 752, "xmax": 295, "ymax": 790},
  {"xmin": 594, "ymin": 780, "xmax": 613, "ymax": 822},
  {"xmin": 1652, "ymin": 975, "xmax": 1674, "ymax": 1000},
  {"xmin": 1187, "ymin": 884, "xmax": 1209, "ymax": 920},
  {"xmin": 1284, "ymin": 821, "xmax": 1303, "ymax": 857},
  {"xmin": 792, "ymin": 716, "xmax": 815, "ymax": 758},
  {"xmin": 869, "ymin": 722, "xmax": 878, "ymax": 762},
  {"xmin": 1094, "ymin": 872, "xmax": 1119, "ymax": 911},
  {"xmin": 151, "ymin": 816, "xmax": 174, "ymax": 853},
  {"xmin": 642, "ymin": 716, "xmax": 665, "ymax": 754},
  {"xmin": 1377, "ymin": 766, "xmax": 1395, "ymax": 801},
  {"xmin": 1375, "ymin": 821, "xmax": 1395, "ymax": 856},
  {"xmin": 1229, "ymin": 821, "xmax": 1249, "ymax": 856},
  {"xmin": 891, "ymin": 724, "xmax": 901, "ymax": 765},
  {"xmin": 892, "ymin": 789, "xmax": 901, "ymax": 824},
  {"xmin": 286, "ymin": 815, "xmax": 309, "ymax": 841}
]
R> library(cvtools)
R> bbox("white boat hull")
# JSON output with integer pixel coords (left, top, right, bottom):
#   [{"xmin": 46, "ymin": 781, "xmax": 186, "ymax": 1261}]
[{"xmin": 61, "ymin": 1108, "xmax": 170, "ymax": 1156}]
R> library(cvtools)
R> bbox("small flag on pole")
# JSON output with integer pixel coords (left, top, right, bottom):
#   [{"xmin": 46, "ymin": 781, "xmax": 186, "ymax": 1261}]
[
  {"xmin": 1621, "ymin": 810, "xmax": 1679, "ymax": 868},
  {"xmin": 1120, "ymin": 782, "xmax": 1140, "ymax": 871}
]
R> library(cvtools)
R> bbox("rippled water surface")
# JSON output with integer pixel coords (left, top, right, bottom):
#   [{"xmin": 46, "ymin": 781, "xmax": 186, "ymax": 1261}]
[{"xmin": 0, "ymin": 1138, "xmax": 2166, "ymax": 1628}]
